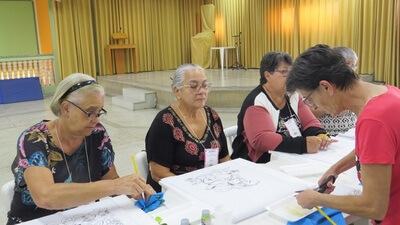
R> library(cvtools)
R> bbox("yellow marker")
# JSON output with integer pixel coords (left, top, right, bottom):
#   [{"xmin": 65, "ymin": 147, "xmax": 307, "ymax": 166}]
[
  {"xmin": 315, "ymin": 206, "xmax": 336, "ymax": 225},
  {"xmin": 316, "ymin": 132, "xmax": 330, "ymax": 140},
  {"xmin": 131, "ymin": 154, "xmax": 139, "ymax": 174}
]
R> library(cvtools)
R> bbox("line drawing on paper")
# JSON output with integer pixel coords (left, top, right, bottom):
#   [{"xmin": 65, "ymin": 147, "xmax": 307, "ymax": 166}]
[
  {"xmin": 185, "ymin": 167, "xmax": 260, "ymax": 192},
  {"xmin": 51, "ymin": 208, "xmax": 124, "ymax": 225}
]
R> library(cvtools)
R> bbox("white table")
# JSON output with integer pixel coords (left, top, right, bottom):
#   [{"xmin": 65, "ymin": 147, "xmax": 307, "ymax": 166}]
[
  {"xmin": 19, "ymin": 135, "xmax": 370, "ymax": 225},
  {"xmin": 156, "ymin": 159, "xmax": 369, "ymax": 225},
  {"xmin": 210, "ymin": 46, "xmax": 236, "ymax": 70}
]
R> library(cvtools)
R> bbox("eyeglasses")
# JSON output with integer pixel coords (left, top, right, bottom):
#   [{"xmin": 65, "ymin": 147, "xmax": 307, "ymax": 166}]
[
  {"xmin": 274, "ymin": 69, "xmax": 291, "ymax": 77},
  {"xmin": 66, "ymin": 100, "xmax": 107, "ymax": 119},
  {"xmin": 183, "ymin": 82, "xmax": 211, "ymax": 92},
  {"xmin": 303, "ymin": 89, "xmax": 317, "ymax": 108}
]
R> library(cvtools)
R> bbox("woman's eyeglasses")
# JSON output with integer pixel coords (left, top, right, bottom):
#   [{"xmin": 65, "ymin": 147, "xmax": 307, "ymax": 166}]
[
  {"xmin": 274, "ymin": 69, "xmax": 291, "ymax": 77},
  {"xmin": 183, "ymin": 82, "xmax": 212, "ymax": 92},
  {"xmin": 303, "ymin": 89, "xmax": 317, "ymax": 108},
  {"xmin": 66, "ymin": 100, "xmax": 107, "ymax": 119}
]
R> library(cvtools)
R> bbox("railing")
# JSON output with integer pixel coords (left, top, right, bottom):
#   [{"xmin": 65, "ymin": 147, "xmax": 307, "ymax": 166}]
[{"xmin": 0, "ymin": 55, "xmax": 55, "ymax": 86}]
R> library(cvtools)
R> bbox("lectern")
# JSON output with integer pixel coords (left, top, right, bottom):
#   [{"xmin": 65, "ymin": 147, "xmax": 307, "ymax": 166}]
[{"xmin": 106, "ymin": 33, "xmax": 138, "ymax": 74}]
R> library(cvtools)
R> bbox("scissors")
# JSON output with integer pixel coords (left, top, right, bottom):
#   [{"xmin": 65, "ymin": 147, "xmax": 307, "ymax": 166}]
[
  {"xmin": 296, "ymin": 175, "xmax": 336, "ymax": 193},
  {"xmin": 316, "ymin": 175, "xmax": 336, "ymax": 193}
]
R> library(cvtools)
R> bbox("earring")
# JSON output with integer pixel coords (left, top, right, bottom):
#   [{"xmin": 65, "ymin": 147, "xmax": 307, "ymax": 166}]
[{"xmin": 65, "ymin": 115, "xmax": 69, "ymax": 118}]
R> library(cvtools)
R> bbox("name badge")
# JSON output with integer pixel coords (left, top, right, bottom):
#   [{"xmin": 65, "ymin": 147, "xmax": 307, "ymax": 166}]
[
  {"xmin": 284, "ymin": 118, "xmax": 302, "ymax": 137},
  {"xmin": 204, "ymin": 148, "xmax": 219, "ymax": 167}
]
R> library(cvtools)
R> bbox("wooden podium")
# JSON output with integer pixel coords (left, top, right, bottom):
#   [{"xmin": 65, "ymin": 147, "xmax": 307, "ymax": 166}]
[{"xmin": 106, "ymin": 33, "xmax": 138, "ymax": 74}]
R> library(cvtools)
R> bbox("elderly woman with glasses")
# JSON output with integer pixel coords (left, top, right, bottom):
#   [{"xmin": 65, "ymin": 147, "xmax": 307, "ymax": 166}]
[
  {"xmin": 288, "ymin": 44, "xmax": 400, "ymax": 224},
  {"xmin": 146, "ymin": 64, "xmax": 230, "ymax": 192},
  {"xmin": 7, "ymin": 73, "xmax": 155, "ymax": 224},
  {"xmin": 231, "ymin": 52, "xmax": 335, "ymax": 163}
]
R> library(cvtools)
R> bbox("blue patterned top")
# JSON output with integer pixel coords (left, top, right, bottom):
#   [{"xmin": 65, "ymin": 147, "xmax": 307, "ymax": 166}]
[{"xmin": 8, "ymin": 120, "xmax": 115, "ymax": 222}]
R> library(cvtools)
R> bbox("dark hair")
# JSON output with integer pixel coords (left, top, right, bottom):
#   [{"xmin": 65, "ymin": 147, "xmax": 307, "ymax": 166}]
[
  {"xmin": 259, "ymin": 52, "xmax": 292, "ymax": 84},
  {"xmin": 286, "ymin": 44, "xmax": 359, "ymax": 93}
]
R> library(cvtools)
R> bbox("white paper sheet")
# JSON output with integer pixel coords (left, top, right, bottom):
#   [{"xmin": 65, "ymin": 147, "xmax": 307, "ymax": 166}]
[
  {"xmin": 280, "ymin": 163, "xmax": 330, "ymax": 177},
  {"xmin": 160, "ymin": 159, "xmax": 313, "ymax": 224},
  {"xmin": 300, "ymin": 136, "xmax": 355, "ymax": 165},
  {"xmin": 20, "ymin": 196, "xmax": 158, "ymax": 225},
  {"xmin": 270, "ymin": 136, "xmax": 355, "ymax": 166}
]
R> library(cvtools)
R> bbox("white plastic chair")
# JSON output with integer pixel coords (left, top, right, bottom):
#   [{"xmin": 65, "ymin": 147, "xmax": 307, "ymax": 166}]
[
  {"xmin": 224, "ymin": 125, "xmax": 238, "ymax": 155},
  {"xmin": 1, "ymin": 180, "xmax": 14, "ymax": 213},
  {"xmin": 131, "ymin": 151, "xmax": 149, "ymax": 179}
]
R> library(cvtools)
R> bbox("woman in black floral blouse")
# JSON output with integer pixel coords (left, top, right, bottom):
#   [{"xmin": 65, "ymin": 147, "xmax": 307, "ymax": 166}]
[
  {"xmin": 146, "ymin": 64, "xmax": 231, "ymax": 192},
  {"xmin": 7, "ymin": 73, "xmax": 155, "ymax": 224}
]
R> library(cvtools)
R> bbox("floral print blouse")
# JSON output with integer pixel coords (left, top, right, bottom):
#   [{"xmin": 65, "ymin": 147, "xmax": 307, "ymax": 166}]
[
  {"xmin": 8, "ymin": 120, "xmax": 114, "ymax": 222},
  {"xmin": 145, "ymin": 106, "xmax": 229, "ymax": 191}
]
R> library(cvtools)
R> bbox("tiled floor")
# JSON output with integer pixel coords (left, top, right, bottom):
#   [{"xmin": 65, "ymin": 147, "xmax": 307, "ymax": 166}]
[{"xmin": 0, "ymin": 94, "xmax": 239, "ymax": 223}]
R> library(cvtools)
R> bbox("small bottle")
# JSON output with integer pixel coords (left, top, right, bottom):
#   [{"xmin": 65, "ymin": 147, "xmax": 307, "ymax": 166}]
[
  {"xmin": 201, "ymin": 209, "xmax": 211, "ymax": 225},
  {"xmin": 180, "ymin": 218, "xmax": 190, "ymax": 225}
]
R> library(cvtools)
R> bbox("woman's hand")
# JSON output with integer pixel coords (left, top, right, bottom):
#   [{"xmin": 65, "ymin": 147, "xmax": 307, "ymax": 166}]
[
  {"xmin": 306, "ymin": 136, "xmax": 322, "ymax": 153},
  {"xmin": 143, "ymin": 184, "xmax": 157, "ymax": 201},
  {"xmin": 296, "ymin": 189, "xmax": 319, "ymax": 209},
  {"xmin": 318, "ymin": 167, "xmax": 338, "ymax": 194},
  {"xmin": 318, "ymin": 134, "xmax": 337, "ymax": 150},
  {"xmin": 113, "ymin": 174, "xmax": 151, "ymax": 198}
]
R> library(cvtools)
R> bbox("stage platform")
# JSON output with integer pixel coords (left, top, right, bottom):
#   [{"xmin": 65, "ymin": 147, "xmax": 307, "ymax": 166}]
[
  {"xmin": 98, "ymin": 69, "xmax": 259, "ymax": 111},
  {"xmin": 98, "ymin": 69, "xmax": 374, "ymax": 112}
]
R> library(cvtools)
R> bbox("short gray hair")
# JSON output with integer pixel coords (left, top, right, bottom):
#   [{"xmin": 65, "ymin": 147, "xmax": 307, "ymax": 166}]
[
  {"xmin": 50, "ymin": 73, "xmax": 105, "ymax": 116},
  {"xmin": 171, "ymin": 64, "xmax": 204, "ymax": 91},
  {"xmin": 332, "ymin": 47, "xmax": 358, "ymax": 70}
]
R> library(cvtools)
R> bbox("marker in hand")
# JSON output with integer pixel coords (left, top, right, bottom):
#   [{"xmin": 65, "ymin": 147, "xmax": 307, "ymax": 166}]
[{"xmin": 316, "ymin": 132, "xmax": 330, "ymax": 141}]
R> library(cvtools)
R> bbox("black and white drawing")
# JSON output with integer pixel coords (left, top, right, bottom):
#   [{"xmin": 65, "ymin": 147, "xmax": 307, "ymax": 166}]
[
  {"xmin": 185, "ymin": 167, "xmax": 260, "ymax": 192},
  {"xmin": 52, "ymin": 208, "xmax": 124, "ymax": 225}
]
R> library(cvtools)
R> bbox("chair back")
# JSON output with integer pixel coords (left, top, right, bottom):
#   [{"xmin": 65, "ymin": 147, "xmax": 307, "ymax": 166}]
[
  {"xmin": 131, "ymin": 151, "xmax": 149, "ymax": 179},
  {"xmin": 1, "ymin": 180, "xmax": 14, "ymax": 213},
  {"xmin": 224, "ymin": 125, "xmax": 238, "ymax": 155}
]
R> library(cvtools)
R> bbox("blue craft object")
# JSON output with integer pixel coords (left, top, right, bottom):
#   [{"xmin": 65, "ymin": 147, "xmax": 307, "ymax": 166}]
[
  {"xmin": 134, "ymin": 192, "xmax": 165, "ymax": 213},
  {"xmin": 287, "ymin": 207, "xmax": 345, "ymax": 225}
]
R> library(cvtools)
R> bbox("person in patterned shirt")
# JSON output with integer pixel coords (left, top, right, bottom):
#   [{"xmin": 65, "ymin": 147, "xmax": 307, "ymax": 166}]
[
  {"xmin": 7, "ymin": 73, "xmax": 155, "ymax": 224},
  {"xmin": 146, "ymin": 64, "xmax": 230, "ymax": 192}
]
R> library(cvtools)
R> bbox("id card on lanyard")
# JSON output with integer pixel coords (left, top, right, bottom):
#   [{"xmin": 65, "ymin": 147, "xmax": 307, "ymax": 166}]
[
  {"xmin": 204, "ymin": 148, "xmax": 219, "ymax": 167},
  {"xmin": 284, "ymin": 118, "xmax": 302, "ymax": 137}
]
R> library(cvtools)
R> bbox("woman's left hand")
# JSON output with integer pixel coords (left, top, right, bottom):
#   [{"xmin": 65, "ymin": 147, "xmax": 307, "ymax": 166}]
[
  {"xmin": 319, "ymin": 135, "xmax": 337, "ymax": 150},
  {"xmin": 296, "ymin": 189, "xmax": 319, "ymax": 209}
]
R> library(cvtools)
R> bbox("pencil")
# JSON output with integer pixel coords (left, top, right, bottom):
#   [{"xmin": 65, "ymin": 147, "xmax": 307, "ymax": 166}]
[
  {"xmin": 316, "ymin": 132, "xmax": 330, "ymax": 140},
  {"xmin": 315, "ymin": 206, "xmax": 336, "ymax": 225},
  {"xmin": 131, "ymin": 154, "xmax": 139, "ymax": 174},
  {"xmin": 141, "ymin": 192, "xmax": 145, "ymax": 201}
]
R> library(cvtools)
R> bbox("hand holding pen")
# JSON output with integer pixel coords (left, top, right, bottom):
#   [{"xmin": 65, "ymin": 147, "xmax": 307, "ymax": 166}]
[{"xmin": 317, "ymin": 132, "xmax": 337, "ymax": 150}]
